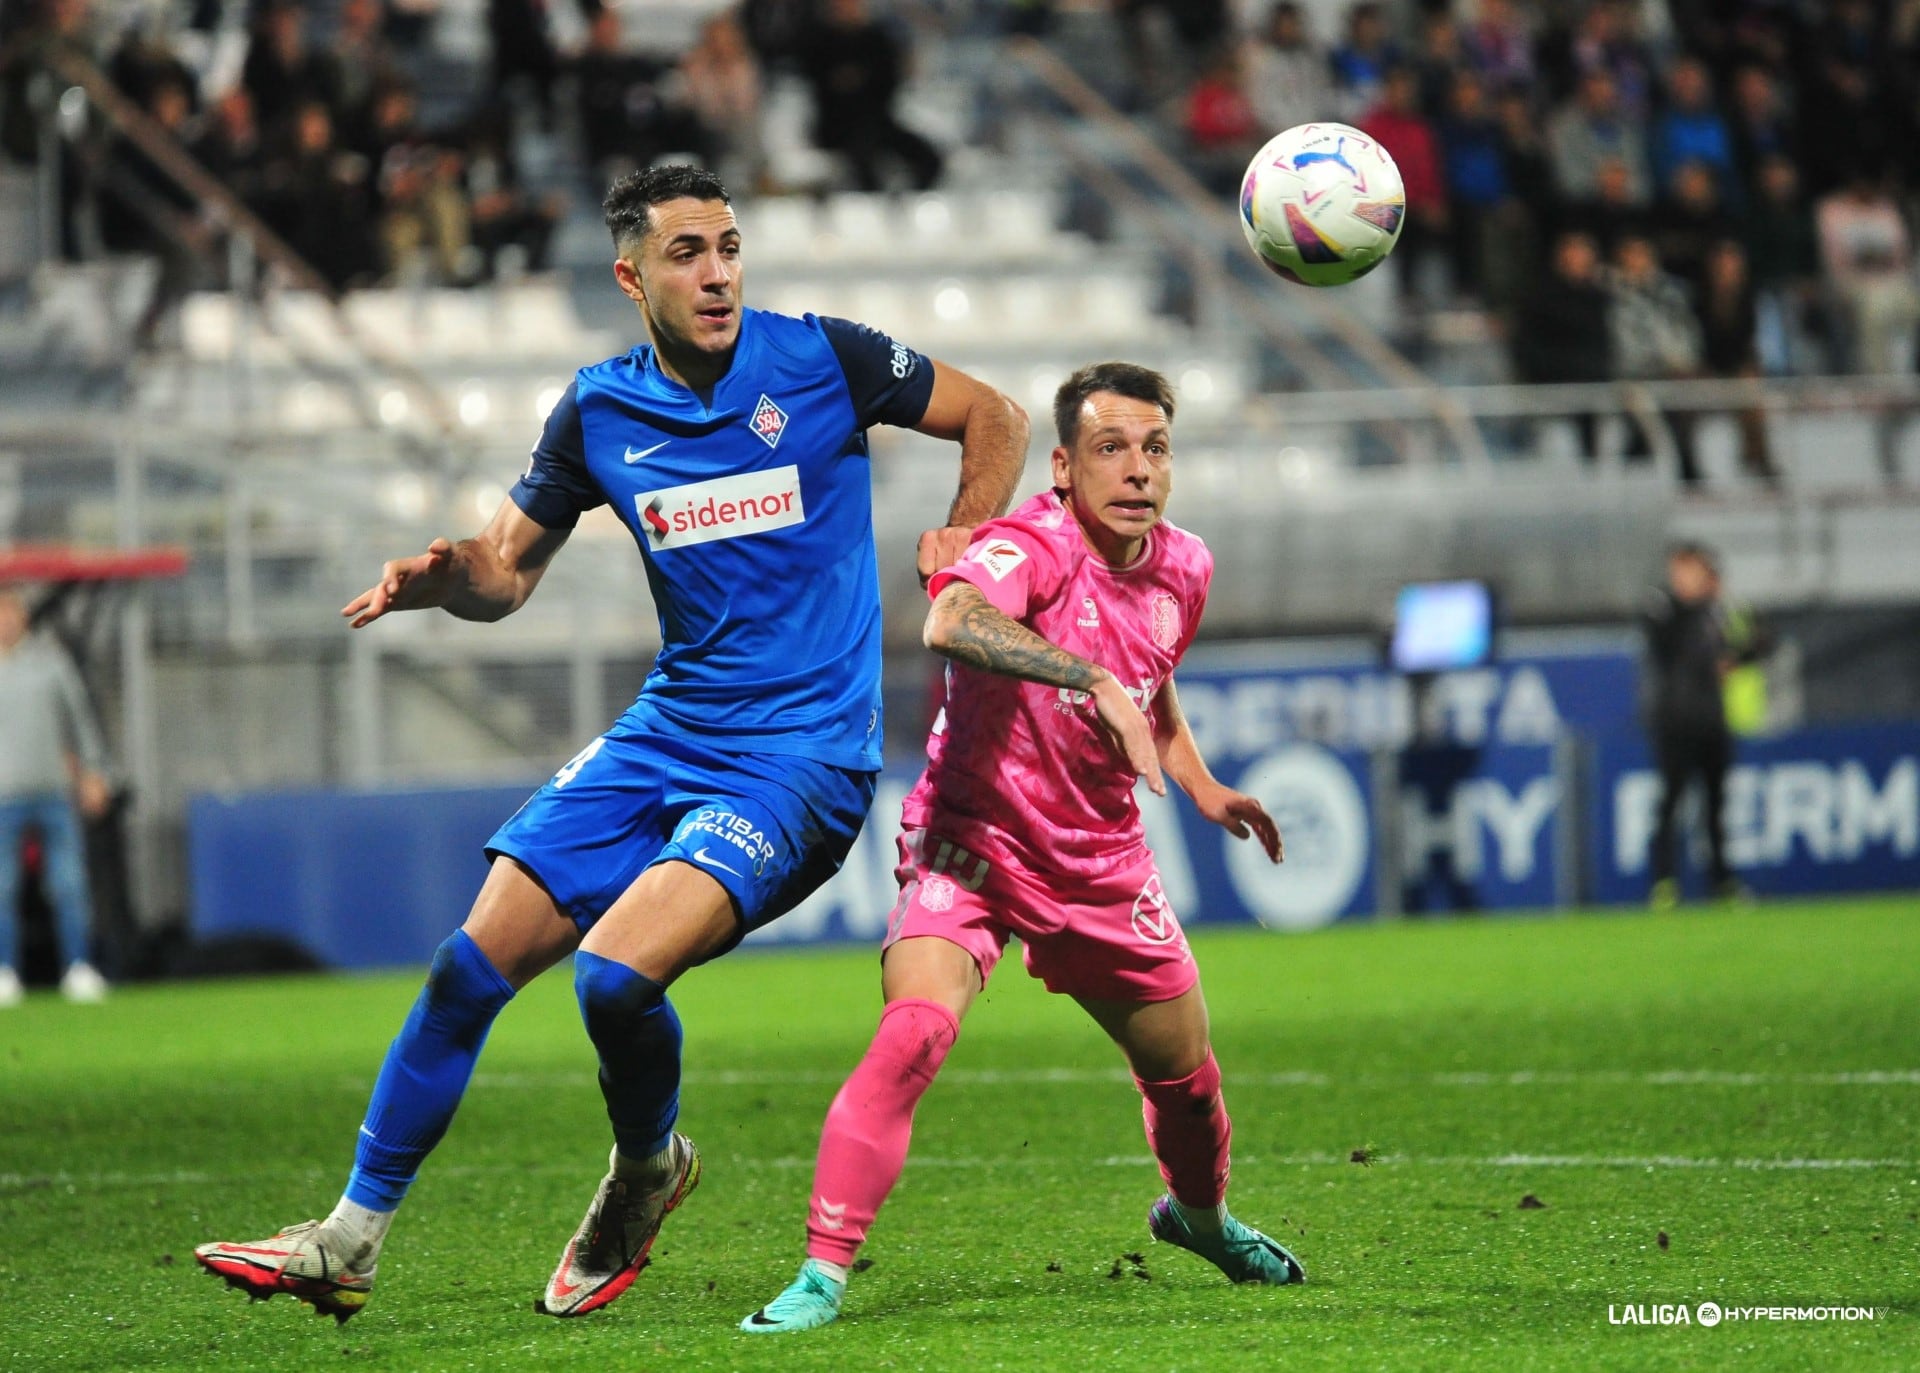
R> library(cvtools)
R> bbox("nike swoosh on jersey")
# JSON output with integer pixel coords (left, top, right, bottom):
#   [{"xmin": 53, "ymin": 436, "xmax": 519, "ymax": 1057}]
[
  {"xmin": 624, "ymin": 440, "xmax": 670, "ymax": 464},
  {"xmin": 693, "ymin": 846, "xmax": 742, "ymax": 876}
]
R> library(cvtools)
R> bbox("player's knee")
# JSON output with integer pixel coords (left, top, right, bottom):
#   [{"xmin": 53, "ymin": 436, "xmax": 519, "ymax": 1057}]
[
  {"xmin": 575, "ymin": 949, "xmax": 672, "ymax": 1035},
  {"xmin": 873, "ymin": 997, "xmax": 961, "ymax": 1080},
  {"xmin": 422, "ymin": 930, "xmax": 516, "ymax": 1033}
]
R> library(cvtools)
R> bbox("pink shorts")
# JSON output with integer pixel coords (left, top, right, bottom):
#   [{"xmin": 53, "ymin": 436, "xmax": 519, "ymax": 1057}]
[{"xmin": 882, "ymin": 828, "xmax": 1197, "ymax": 1002}]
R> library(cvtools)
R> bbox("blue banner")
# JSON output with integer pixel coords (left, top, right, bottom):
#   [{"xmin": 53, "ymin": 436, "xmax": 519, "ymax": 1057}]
[
  {"xmin": 1396, "ymin": 744, "xmax": 1563, "ymax": 913},
  {"xmin": 1589, "ymin": 723, "xmax": 1920, "ymax": 903}
]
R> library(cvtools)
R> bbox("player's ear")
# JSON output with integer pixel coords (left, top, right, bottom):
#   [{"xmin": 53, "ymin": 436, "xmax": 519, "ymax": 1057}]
[
  {"xmin": 1050, "ymin": 445, "xmax": 1071, "ymax": 490},
  {"xmin": 613, "ymin": 255, "xmax": 646, "ymax": 305}
]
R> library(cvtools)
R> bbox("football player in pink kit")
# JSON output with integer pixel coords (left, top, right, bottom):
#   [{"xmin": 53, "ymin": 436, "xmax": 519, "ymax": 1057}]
[{"xmin": 742, "ymin": 361, "xmax": 1303, "ymax": 1333}]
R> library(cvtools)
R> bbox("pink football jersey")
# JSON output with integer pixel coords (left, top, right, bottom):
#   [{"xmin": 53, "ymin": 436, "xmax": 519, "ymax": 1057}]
[{"xmin": 903, "ymin": 489, "xmax": 1213, "ymax": 879}]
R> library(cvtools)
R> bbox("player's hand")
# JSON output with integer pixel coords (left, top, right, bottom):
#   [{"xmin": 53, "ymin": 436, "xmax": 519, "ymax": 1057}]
[
  {"xmin": 1197, "ymin": 784, "xmax": 1283, "ymax": 863},
  {"xmin": 342, "ymin": 538, "xmax": 457, "ymax": 628},
  {"xmin": 916, "ymin": 525, "xmax": 974, "ymax": 587},
  {"xmin": 1091, "ymin": 678, "xmax": 1166, "ymax": 797}
]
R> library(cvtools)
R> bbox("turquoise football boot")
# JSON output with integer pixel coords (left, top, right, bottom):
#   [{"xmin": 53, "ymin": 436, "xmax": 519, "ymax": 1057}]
[
  {"xmin": 740, "ymin": 1258, "xmax": 846, "ymax": 1333},
  {"xmin": 1148, "ymin": 1197, "xmax": 1306, "ymax": 1285}
]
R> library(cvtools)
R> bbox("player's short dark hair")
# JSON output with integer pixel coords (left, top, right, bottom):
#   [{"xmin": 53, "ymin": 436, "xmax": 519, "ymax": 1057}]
[
  {"xmin": 603, "ymin": 165, "xmax": 732, "ymax": 254},
  {"xmin": 1052, "ymin": 362, "xmax": 1176, "ymax": 448}
]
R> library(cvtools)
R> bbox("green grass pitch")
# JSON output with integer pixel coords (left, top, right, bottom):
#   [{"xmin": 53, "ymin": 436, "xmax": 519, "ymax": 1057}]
[{"xmin": 3, "ymin": 896, "xmax": 1916, "ymax": 1371}]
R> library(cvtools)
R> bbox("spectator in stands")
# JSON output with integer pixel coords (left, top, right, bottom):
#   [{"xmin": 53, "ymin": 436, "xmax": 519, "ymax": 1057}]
[
  {"xmin": 486, "ymin": 0, "xmax": 559, "ymax": 128},
  {"xmin": 375, "ymin": 123, "xmax": 471, "ymax": 285},
  {"xmin": 573, "ymin": 7, "xmax": 712, "ymax": 189},
  {"xmin": 97, "ymin": 75, "xmax": 208, "ymax": 350},
  {"xmin": 1607, "ymin": 234, "xmax": 1704, "ymax": 482},
  {"xmin": 1803, "ymin": 0, "xmax": 1896, "ymax": 196},
  {"xmin": 1744, "ymin": 156, "xmax": 1824, "ymax": 375},
  {"xmin": 1728, "ymin": 65, "xmax": 1796, "ymax": 197},
  {"xmin": 255, "ymin": 98, "xmax": 378, "ymax": 292},
  {"xmin": 1696, "ymin": 239, "xmax": 1778, "ymax": 485},
  {"xmin": 1651, "ymin": 57, "xmax": 1734, "ymax": 201},
  {"xmin": 740, "ymin": 0, "xmax": 815, "ymax": 75},
  {"xmin": 1329, "ymin": 2, "xmax": 1399, "ymax": 120},
  {"xmin": 0, "ymin": 586, "xmax": 112, "ymax": 1007},
  {"xmin": 1512, "ymin": 231, "xmax": 1612, "ymax": 460},
  {"xmin": 191, "ymin": 87, "xmax": 266, "ymax": 208},
  {"xmin": 1112, "ymin": 0, "xmax": 1230, "ymax": 109},
  {"xmin": 1561, "ymin": 154, "xmax": 1651, "ymax": 258},
  {"xmin": 1642, "ymin": 542, "xmax": 1744, "ymax": 908},
  {"xmin": 242, "ymin": 1, "xmax": 340, "ymax": 144},
  {"xmin": 1493, "ymin": 85, "xmax": 1555, "ymax": 252},
  {"xmin": 1183, "ymin": 43, "xmax": 1261, "ymax": 197},
  {"xmin": 1465, "ymin": 0, "xmax": 1532, "ymax": 91},
  {"xmin": 1549, "ymin": 69, "xmax": 1649, "ymax": 207},
  {"xmin": 1816, "ymin": 168, "xmax": 1919, "ymax": 374},
  {"xmin": 800, "ymin": 0, "xmax": 943, "ymax": 193},
  {"xmin": 680, "ymin": 12, "xmax": 766, "ymax": 194},
  {"xmin": 1569, "ymin": 0, "xmax": 1654, "ymax": 119},
  {"xmin": 327, "ymin": 0, "xmax": 405, "ymax": 157},
  {"xmin": 1438, "ymin": 71, "xmax": 1508, "ymax": 300},
  {"xmin": 1411, "ymin": 11, "xmax": 1465, "ymax": 120},
  {"xmin": 1247, "ymin": 2, "xmax": 1332, "ymax": 136},
  {"xmin": 1655, "ymin": 159, "xmax": 1737, "ymax": 292},
  {"xmin": 462, "ymin": 99, "xmax": 563, "ymax": 279},
  {"xmin": 1359, "ymin": 64, "xmax": 1446, "ymax": 303},
  {"xmin": 108, "ymin": 19, "xmax": 199, "ymax": 114}
]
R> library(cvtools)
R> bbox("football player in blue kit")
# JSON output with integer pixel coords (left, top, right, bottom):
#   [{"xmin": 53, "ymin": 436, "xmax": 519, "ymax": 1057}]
[{"xmin": 195, "ymin": 165, "xmax": 1029, "ymax": 1324}]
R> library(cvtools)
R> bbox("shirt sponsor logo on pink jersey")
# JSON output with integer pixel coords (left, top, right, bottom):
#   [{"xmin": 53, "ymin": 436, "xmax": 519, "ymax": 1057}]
[{"xmin": 1151, "ymin": 592, "xmax": 1181, "ymax": 651}]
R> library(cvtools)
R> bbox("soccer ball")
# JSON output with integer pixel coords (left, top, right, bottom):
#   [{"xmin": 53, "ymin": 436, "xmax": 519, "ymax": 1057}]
[{"xmin": 1238, "ymin": 123, "xmax": 1406, "ymax": 287}]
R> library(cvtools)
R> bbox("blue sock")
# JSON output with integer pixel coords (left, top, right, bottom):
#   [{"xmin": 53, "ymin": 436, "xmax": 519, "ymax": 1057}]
[
  {"xmin": 345, "ymin": 930, "xmax": 515, "ymax": 1212},
  {"xmin": 575, "ymin": 951, "xmax": 681, "ymax": 1160}
]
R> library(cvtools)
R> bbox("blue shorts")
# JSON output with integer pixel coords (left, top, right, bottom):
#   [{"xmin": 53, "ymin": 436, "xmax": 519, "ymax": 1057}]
[{"xmin": 485, "ymin": 719, "xmax": 877, "ymax": 951}]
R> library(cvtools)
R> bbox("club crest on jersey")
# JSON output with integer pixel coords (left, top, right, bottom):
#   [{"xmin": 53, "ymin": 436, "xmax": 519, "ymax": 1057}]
[
  {"xmin": 918, "ymin": 874, "xmax": 957, "ymax": 912},
  {"xmin": 1151, "ymin": 592, "xmax": 1181, "ymax": 650},
  {"xmin": 1130, "ymin": 874, "xmax": 1181, "ymax": 945},
  {"xmin": 750, "ymin": 393, "xmax": 788, "ymax": 449}
]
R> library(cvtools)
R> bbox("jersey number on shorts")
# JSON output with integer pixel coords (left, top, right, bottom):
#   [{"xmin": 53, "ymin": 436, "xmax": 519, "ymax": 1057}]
[
  {"xmin": 926, "ymin": 836, "xmax": 990, "ymax": 892},
  {"xmin": 552, "ymin": 737, "xmax": 606, "ymax": 789}
]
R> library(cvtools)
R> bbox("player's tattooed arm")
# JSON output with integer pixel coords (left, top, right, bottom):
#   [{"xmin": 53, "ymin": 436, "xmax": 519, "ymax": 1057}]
[
  {"xmin": 925, "ymin": 582, "xmax": 1100, "ymax": 689},
  {"xmin": 926, "ymin": 582, "xmax": 1165, "ymax": 794}
]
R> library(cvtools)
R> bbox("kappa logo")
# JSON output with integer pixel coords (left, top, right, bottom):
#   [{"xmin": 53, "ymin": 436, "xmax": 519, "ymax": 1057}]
[
  {"xmin": 750, "ymin": 393, "xmax": 788, "ymax": 449},
  {"xmin": 1130, "ymin": 873, "xmax": 1182, "ymax": 945},
  {"xmin": 1151, "ymin": 592, "xmax": 1181, "ymax": 651}
]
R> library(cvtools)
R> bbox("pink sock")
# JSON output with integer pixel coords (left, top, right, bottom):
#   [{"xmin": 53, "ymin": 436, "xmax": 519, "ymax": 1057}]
[
  {"xmin": 1136, "ymin": 1052, "xmax": 1231, "ymax": 1207},
  {"xmin": 805, "ymin": 997, "xmax": 960, "ymax": 1266}
]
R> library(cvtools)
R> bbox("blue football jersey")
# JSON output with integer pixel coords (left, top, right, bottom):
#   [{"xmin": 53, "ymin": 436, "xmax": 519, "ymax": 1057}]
[{"xmin": 509, "ymin": 308, "xmax": 934, "ymax": 771}]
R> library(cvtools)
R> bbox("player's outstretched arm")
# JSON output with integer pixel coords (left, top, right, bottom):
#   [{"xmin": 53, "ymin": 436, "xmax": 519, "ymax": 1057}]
[
  {"xmin": 910, "ymin": 361, "xmax": 1029, "ymax": 584},
  {"xmin": 925, "ymin": 581, "xmax": 1164, "ymax": 795},
  {"xmin": 1153, "ymin": 678, "xmax": 1282, "ymax": 863},
  {"xmin": 342, "ymin": 498, "xmax": 571, "ymax": 628}
]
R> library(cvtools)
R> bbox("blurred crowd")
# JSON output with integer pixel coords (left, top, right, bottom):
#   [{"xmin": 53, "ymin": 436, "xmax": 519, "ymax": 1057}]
[
  {"xmin": 0, "ymin": 0, "xmax": 942, "ymax": 319},
  {"xmin": 1155, "ymin": 0, "xmax": 1920, "ymax": 395}
]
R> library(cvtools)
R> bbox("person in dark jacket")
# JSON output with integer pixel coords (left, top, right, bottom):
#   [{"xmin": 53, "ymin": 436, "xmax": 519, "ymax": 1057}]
[
  {"xmin": 799, "ymin": 0, "xmax": 942, "ymax": 191},
  {"xmin": 1642, "ymin": 542, "xmax": 1745, "ymax": 907},
  {"xmin": 1514, "ymin": 231, "xmax": 1611, "ymax": 459}
]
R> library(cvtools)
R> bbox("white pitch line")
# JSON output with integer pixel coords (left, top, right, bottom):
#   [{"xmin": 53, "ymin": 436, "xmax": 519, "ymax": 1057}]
[
  {"xmin": 459, "ymin": 1068, "xmax": 1920, "ymax": 1091},
  {"xmin": 6, "ymin": 1153, "xmax": 1915, "ymax": 1195}
]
